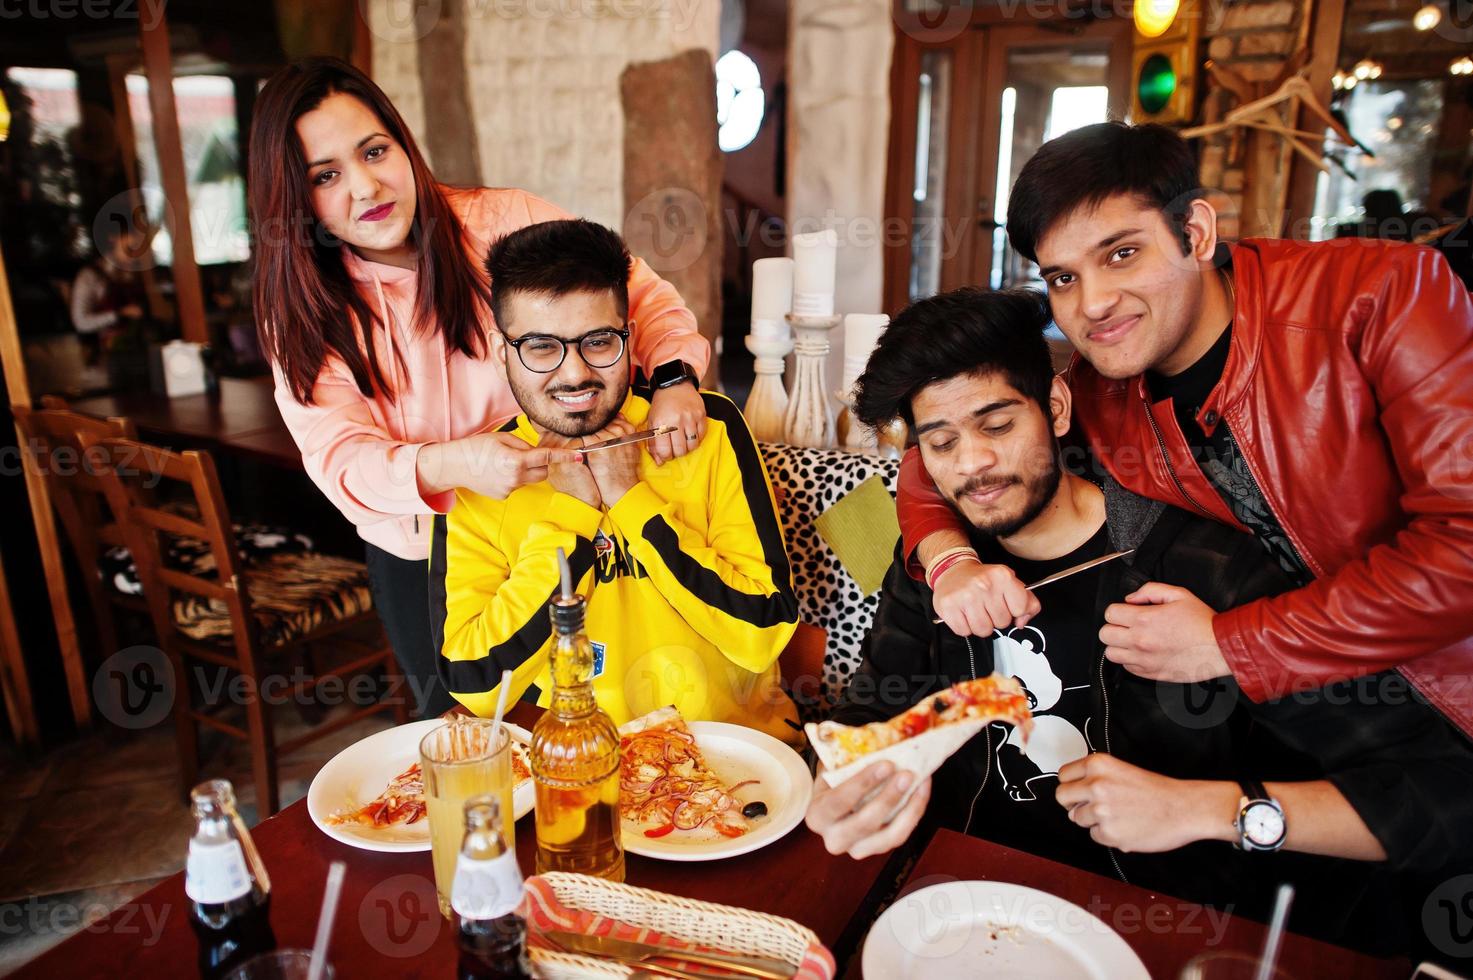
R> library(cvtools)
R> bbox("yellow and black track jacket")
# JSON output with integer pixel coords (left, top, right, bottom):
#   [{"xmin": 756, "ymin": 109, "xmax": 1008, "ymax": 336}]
[{"xmin": 431, "ymin": 391, "xmax": 800, "ymax": 743}]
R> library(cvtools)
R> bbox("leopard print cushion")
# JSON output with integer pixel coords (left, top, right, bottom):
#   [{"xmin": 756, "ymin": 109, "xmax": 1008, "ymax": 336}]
[{"xmin": 758, "ymin": 444, "xmax": 900, "ymax": 720}]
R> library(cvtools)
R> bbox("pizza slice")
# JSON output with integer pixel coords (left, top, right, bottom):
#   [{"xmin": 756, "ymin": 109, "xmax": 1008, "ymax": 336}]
[
  {"xmin": 509, "ymin": 738, "xmax": 533, "ymax": 784},
  {"xmin": 326, "ymin": 761, "xmax": 426, "ymax": 828},
  {"xmin": 618, "ymin": 706, "xmax": 761, "ymax": 840},
  {"xmin": 807, "ymin": 675, "xmax": 1033, "ymax": 783}
]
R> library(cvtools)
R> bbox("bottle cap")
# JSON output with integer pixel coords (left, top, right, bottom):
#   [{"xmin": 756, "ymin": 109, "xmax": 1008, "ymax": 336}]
[{"xmin": 549, "ymin": 593, "xmax": 585, "ymax": 634}]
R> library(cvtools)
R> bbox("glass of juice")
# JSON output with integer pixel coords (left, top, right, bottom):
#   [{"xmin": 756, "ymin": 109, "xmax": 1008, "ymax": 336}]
[{"xmin": 419, "ymin": 716, "xmax": 516, "ymax": 918}]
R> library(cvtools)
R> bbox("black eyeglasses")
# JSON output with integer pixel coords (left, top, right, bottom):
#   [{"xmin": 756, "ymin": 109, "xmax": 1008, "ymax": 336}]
[{"xmin": 503, "ymin": 326, "xmax": 630, "ymax": 374}]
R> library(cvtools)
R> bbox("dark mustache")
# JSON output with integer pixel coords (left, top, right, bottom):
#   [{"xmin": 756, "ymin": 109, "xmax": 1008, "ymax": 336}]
[
  {"xmin": 547, "ymin": 383, "xmax": 604, "ymax": 397},
  {"xmin": 955, "ymin": 475, "xmax": 1019, "ymax": 497}
]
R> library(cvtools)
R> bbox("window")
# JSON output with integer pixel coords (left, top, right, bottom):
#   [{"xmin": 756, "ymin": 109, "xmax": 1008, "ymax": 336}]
[
  {"xmin": 126, "ymin": 73, "xmax": 249, "ymax": 266},
  {"xmin": 716, "ymin": 50, "xmax": 766, "ymax": 153},
  {"xmin": 1310, "ymin": 80, "xmax": 1446, "ymax": 241}
]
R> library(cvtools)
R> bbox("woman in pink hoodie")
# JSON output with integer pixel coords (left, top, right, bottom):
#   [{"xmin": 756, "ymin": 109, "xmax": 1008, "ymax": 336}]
[{"xmin": 249, "ymin": 59, "xmax": 710, "ymax": 716}]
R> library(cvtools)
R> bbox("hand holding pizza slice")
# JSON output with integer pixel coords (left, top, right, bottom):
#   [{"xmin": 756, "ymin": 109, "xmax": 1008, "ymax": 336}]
[{"xmin": 807, "ymin": 674, "xmax": 1032, "ymax": 787}]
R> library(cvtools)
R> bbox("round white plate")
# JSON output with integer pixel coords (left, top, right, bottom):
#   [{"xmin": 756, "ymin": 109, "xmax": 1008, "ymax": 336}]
[
  {"xmin": 862, "ymin": 880, "xmax": 1149, "ymax": 979},
  {"xmin": 307, "ymin": 719, "xmax": 534, "ymax": 852},
  {"xmin": 621, "ymin": 721, "xmax": 812, "ymax": 862}
]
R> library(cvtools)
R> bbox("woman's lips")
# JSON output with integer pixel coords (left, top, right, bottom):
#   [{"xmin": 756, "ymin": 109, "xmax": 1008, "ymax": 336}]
[{"xmin": 359, "ymin": 202, "xmax": 395, "ymax": 222}]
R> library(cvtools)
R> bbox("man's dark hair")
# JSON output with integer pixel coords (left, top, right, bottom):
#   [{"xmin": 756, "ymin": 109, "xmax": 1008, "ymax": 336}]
[
  {"xmin": 1007, "ymin": 122, "xmax": 1204, "ymax": 264},
  {"xmin": 852, "ymin": 287, "xmax": 1054, "ymax": 429},
  {"xmin": 486, "ymin": 219, "xmax": 632, "ymax": 329}
]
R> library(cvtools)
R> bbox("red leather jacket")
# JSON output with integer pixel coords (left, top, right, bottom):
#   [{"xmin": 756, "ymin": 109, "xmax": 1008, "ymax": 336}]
[{"xmin": 897, "ymin": 238, "xmax": 1473, "ymax": 736}]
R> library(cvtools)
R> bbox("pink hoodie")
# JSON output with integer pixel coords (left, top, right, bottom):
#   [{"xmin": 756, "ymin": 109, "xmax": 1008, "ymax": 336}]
[{"xmin": 273, "ymin": 185, "xmax": 709, "ymax": 561}]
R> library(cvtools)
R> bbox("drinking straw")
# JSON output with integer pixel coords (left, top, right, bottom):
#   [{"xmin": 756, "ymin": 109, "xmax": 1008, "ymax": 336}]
[
  {"xmin": 307, "ymin": 860, "xmax": 347, "ymax": 980},
  {"xmin": 556, "ymin": 546, "xmax": 572, "ymax": 600},
  {"xmin": 490, "ymin": 668, "xmax": 512, "ymax": 745},
  {"xmin": 1254, "ymin": 883, "xmax": 1294, "ymax": 980}
]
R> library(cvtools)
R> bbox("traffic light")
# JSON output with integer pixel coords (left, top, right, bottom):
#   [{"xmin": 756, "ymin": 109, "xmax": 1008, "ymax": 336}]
[{"xmin": 1131, "ymin": 0, "xmax": 1201, "ymax": 124}]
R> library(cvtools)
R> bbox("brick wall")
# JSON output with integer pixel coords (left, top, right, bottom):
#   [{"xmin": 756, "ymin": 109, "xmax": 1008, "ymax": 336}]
[{"xmin": 1194, "ymin": 0, "xmax": 1310, "ymax": 239}]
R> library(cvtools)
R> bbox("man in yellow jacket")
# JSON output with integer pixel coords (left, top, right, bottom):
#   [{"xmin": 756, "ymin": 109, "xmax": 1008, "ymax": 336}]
[{"xmin": 431, "ymin": 218, "xmax": 800, "ymax": 742}]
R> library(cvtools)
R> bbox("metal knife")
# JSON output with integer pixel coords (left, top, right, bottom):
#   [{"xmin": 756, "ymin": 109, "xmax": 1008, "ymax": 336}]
[
  {"xmin": 577, "ymin": 425, "xmax": 678, "ymax": 453},
  {"xmin": 540, "ymin": 929, "xmax": 798, "ymax": 979},
  {"xmin": 931, "ymin": 548, "xmax": 1135, "ymax": 624},
  {"xmin": 1023, "ymin": 548, "xmax": 1136, "ymax": 590}
]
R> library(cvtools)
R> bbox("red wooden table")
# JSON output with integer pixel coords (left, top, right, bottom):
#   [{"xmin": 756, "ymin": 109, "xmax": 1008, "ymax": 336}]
[
  {"xmin": 11, "ymin": 703, "xmax": 897, "ymax": 977},
  {"xmin": 8, "ymin": 700, "xmax": 1420, "ymax": 978},
  {"xmin": 863, "ymin": 828, "xmax": 1409, "ymax": 979}
]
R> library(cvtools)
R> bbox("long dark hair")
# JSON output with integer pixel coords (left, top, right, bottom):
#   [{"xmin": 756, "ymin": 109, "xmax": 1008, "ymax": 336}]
[{"xmin": 249, "ymin": 57, "xmax": 491, "ymax": 404}]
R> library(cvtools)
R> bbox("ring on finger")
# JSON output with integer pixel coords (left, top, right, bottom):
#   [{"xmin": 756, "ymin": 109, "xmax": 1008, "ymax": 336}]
[{"xmin": 686, "ymin": 431, "xmax": 699, "ymax": 441}]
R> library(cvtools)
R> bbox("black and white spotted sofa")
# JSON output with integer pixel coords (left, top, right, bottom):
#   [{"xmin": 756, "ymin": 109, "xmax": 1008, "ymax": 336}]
[{"xmin": 757, "ymin": 443, "xmax": 901, "ymax": 720}]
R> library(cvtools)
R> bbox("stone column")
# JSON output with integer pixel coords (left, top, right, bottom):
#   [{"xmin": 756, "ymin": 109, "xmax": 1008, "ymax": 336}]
[{"xmin": 786, "ymin": 0, "xmax": 894, "ymax": 399}]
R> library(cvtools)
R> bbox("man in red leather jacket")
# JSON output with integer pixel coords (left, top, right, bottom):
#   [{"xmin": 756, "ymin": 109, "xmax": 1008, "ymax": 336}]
[{"xmin": 898, "ymin": 122, "xmax": 1473, "ymax": 738}]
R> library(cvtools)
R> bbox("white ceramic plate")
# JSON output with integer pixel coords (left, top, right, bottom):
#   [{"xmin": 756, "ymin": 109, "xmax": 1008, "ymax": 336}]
[
  {"xmin": 862, "ymin": 880, "xmax": 1149, "ymax": 979},
  {"xmin": 620, "ymin": 721, "xmax": 812, "ymax": 862},
  {"xmin": 307, "ymin": 719, "xmax": 534, "ymax": 852}
]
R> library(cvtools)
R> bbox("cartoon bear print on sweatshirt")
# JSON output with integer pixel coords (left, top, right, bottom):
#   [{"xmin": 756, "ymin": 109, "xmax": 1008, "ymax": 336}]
[{"xmin": 989, "ymin": 626, "xmax": 1091, "ymax": 802}]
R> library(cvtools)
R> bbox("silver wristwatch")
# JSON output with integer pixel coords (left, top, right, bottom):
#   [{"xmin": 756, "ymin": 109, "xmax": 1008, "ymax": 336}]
[{"xmin": 1234, "ymin": 778, "xmax": 1286, "ymax": 852}]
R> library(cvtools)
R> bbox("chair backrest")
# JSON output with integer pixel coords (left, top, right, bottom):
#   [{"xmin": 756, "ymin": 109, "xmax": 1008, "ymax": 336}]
[
  {"xmin": 12, "ymin": 404, "xmax": 137, "ymax": 569},
  {"xmin": 79, "ymin": 433, "xmax": 260, "ymax": 660}
]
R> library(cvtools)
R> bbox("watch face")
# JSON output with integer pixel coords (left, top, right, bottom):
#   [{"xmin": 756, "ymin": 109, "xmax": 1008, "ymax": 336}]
[{"xmin": 1243, "ymin": 801, "xmax": 1285, "ymax": 847}]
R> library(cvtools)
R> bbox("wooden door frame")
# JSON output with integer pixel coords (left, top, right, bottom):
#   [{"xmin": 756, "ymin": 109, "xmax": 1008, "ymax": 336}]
[
  {"xmin": 1284, "ymin": 0, "xmax": 1347, "ymax": 236},
  {"xmin": 883, "ymin": 27, "xmax": 987, "ymax": 315},
  {"xmin": 884, "ymin": 14, "xmax": 1134, "ymax": 309}
]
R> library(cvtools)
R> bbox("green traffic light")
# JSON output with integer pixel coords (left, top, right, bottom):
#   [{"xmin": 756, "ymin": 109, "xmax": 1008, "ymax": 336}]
[{"xmin": 1138, "ymin": 53, "xmax": 1177, "ymax": 115}]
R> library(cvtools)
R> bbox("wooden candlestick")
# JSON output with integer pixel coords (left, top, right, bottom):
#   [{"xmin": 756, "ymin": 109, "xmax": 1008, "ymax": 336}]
[
  {"xmin": 783, "ymin": 313, "xmax": 841, "ymax": 448},
  {"xmin": 743, "ymin": 333, "xmax": 794, "ymax": 443}
]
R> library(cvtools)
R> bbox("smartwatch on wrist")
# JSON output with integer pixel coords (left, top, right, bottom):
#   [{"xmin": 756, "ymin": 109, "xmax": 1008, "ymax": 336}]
[
  {"xmin": 651, "ymin": 359, "xmax": 698, "ymax": 391},
  {"xmin": 1234, "ymin": 779, "xmax": 1286, "ymax": 852}
]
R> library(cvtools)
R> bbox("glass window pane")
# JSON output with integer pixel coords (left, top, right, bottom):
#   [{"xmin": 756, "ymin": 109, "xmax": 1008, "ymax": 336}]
[
  {"xmin": 1310, "ymin": 80, "xmax": 1446, "ymax": 242},
  {"xmin": 993, "ymin": 47, "xmax": 1110, "ymax": 288},
  {"xmin": 910, "ymin": 50, "xmax": 952, "ymax": 302},
  {"xmin": 125, "ymin": 73, "xmax": 248, "ymax": 266}
]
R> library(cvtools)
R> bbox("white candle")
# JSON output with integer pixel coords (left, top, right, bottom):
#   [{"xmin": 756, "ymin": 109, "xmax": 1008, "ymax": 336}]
[
  {"xmin": 792, "ymin": 229, "xmax": 837, "ymax": 316},
  {"xmin": 841, "ymin": 313, "xmax": 889, "ymax": 395},
  {"xmin": 750, "ymin": 257, "xmax": 794, "ymax": 341}
]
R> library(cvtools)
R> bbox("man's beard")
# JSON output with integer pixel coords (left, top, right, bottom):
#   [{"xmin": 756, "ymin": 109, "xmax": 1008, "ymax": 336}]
[
  {"xmin": 949, "ymin": 451, "xmax": 1063, "ymax": 538},
  {"xmin": 512, "ymin": 375, "xmax": 627, "ymax": 437}
]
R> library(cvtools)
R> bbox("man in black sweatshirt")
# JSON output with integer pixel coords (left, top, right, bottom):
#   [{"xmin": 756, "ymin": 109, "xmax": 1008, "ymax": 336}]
[{"xmin": 804, "ymin": 287, "xmax": 1473, "ymax": 960}]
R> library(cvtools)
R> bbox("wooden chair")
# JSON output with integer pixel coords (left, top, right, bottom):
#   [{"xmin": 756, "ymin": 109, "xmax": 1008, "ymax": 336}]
[
  {"xmin": 11, "ymin": 403, "xmax": 144, "ymax": 660},
  {"xmin": 81, "ymin": 433, "xmax": 409, "ymax": 815}
]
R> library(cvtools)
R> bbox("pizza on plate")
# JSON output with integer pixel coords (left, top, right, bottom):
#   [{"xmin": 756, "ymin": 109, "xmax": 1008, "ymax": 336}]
[
  {"xmin": 618, "ymin": 706, "xmax": 761, "ymax": 840},
  {"xmin": 807, "ymin": 674, "xmax": 1033, "ymax": 775},
  {"xmin": 327, "ymin": 736, "xmax": 535, "ymax": 830},
  {"xmin": 326, "ymin": 761, "xmax": 426, "ymax": 828}
]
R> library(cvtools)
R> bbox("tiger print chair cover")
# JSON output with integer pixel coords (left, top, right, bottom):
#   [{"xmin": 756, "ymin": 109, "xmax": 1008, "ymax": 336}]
[{"xmin": 98, "ymin": 516, "xmax": 372, "ymax": 647}]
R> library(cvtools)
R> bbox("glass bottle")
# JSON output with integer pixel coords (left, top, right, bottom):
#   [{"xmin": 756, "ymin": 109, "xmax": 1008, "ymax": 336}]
[
  {"xmin": 531, "ymin": 588, "xmax": 625, "ymax": 881},
  {"xmin": 185, "ymin": 779, "xmax": 276, "ymax": 979},
  {"xmin": 453, "ymin": 795, "xmax": 533, "ymax": 979}
]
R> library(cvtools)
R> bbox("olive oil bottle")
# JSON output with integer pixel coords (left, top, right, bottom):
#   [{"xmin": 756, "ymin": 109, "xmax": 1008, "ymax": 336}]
[{"xmin": 531, "ymin": 549, "xmax": 625, "ymax": 880}]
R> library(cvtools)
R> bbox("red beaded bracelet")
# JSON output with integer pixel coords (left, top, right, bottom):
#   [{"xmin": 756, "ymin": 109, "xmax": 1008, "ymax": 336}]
[{"xmin": 926, "ymin": 551, "xmax": 981, "ymax": 590}]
